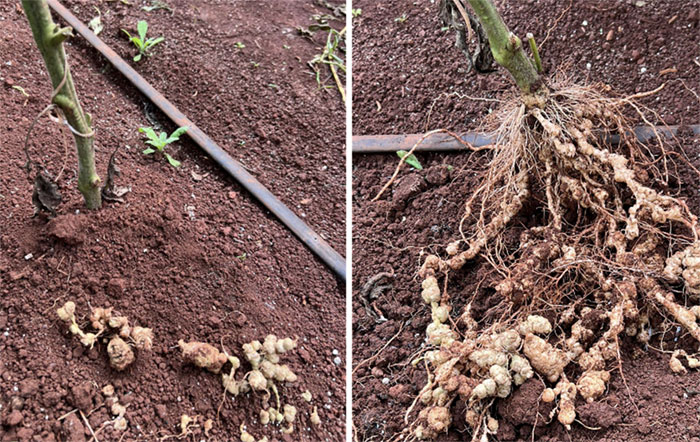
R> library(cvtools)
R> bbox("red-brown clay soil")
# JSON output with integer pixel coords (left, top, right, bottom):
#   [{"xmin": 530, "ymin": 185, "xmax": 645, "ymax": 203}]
[
  {"xmin": 0, "ymin": 1, "xmax": 345, "ymax": 441},
  {"xmin": 352, "ymin": 1, "xmax": 700, "ymax": 441}
]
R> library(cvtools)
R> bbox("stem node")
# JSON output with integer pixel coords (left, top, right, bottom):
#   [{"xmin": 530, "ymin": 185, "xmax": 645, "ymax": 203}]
[{"xmin": 466, "ymin": 0, "xmax": 542, "ymax": 94}]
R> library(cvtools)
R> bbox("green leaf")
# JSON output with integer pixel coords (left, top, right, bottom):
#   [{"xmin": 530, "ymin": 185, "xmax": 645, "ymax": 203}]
[
  {"xmin": 397, "ymin": 150, "xmax": 423, "ymax": 170},
  {"xmin": 139, "ymin": 127, "xmax": 158, "ymax": 141},
  {"xmin": 146, "ymin": 36, "xmax": 164, "ymax": 48},
  {"xmin": 121, "ymin": 29, "xmax": 132, "ymax": 39},
  {"xmin": 165, "ymin": 126, "xmax": 188, "ymax": 143},
  {"xmin": 88, "ymin": 16, "xmax": 103, "ymax": 36},
  {"xmin": 164, "ymin": 153, "xmax": 181, "ymax": 168},
  {"xmin": 134, "ymin": 53, "xmax": 142, "ymax": 62},
  {"xmin": 159, "ymin": 132, "xmax": 168, "ymax": 143},
  {"xmin": 143, "ymin": 148, "xmax": 155, "ymax": 155},
  {"xmin": 137, "ymin": 20, "xmax": 148, "ymax": 41},
  {"xmin": 145, "ymin": 140, "xmax": 164, "ymax": 149}
]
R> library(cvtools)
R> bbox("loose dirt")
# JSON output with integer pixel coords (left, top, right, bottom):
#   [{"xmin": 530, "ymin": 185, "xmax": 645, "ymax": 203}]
[
  {"xmin": 0, "ymin": 0, "xmax": 345, "ymax": 440},
  {"xmin": 352, "ymin": 1, "xmax": 700, "ymax": 441}
]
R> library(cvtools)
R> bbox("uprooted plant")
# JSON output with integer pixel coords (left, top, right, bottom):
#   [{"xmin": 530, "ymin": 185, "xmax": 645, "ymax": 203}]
[
  {"xmin": 179, "ymin": 334, "xmax": 307, "ymax": 437},
  {"xmin": 299, "ymin": 2, "xmax": 347, "ymax": 102},
  {"xmin": 56, "ymin": 301, "xmax": 153, "ymax": 371},
  {"xmin": 378, "ymin": 0, "xmax": 700, "ymax": 440}
]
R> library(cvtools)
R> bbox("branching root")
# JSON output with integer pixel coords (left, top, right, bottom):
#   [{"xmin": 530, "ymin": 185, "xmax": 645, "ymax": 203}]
[{"xmin": 406, "ymin": 78, "xmax": 700, "ymax": 440}]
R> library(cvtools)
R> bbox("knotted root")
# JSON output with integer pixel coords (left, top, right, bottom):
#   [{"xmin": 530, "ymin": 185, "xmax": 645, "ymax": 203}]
[
  {"xmin": 406, "ymin": 77, "xmax": 700, "ymax": 440},
  {"xmin": 56, "ymin": 301, "xmax": 153, "ymax": 371},
  {"xmin": 180, "ymin": 334, "xmax": 307, "ymax": 438}
]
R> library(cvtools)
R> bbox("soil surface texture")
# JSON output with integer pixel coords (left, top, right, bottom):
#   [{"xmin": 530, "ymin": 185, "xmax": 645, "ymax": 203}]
[
  {"xmin": 352, "ymin": 1, "xmax": 700, "ymax": 441},
  {"xmin": 0, "ymin": 0, "xmax": 345, "ymax": 441}
]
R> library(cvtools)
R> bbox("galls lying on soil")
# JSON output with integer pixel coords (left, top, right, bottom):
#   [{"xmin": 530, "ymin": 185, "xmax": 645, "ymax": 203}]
[
  {"xmin": 57, "ymin": 301, "xmax": 153, "ymax": 370},
  {"xmin": 180, "ymin": 334, "xmax": 316, "ymax": 437},
  {"xmin": 102, "ymin": 384, "xmax": 129, "ymax": 432}
]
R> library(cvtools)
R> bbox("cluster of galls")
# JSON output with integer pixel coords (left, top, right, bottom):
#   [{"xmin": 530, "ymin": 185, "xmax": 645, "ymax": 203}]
[
  {"xmin": 57, "ymin": 301, "xmax": 153, "ymax": 370},
  {"xmin": 102, "ymin": 384, "xmax": 129, "ymax": 432},
  {"xmin": 665, "ymin": 241, "xmax": 700, "ymax": 298},
  {"xmin": 414, "ymin": 272, "xmax": 623, "ymax": 441},
  {"xmin": 179, "ymin": 334, "xmax": 300, "ymax": 437}
]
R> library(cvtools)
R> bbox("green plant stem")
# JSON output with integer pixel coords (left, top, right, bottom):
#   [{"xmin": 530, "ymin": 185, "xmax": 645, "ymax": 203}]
[
  {"xmin": 526, "ymin": 33, "xmax": 543, "ymax": 74},
  {"xmin": 22, "ymin": 0, "xmax": 101, "ymax": 209},
  {"xmin": 465, "ymin": 0, "xmax": 541, "ymax": 94}
]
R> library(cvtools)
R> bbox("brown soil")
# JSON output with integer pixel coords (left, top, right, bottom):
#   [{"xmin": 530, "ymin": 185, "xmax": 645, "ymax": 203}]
[
  {"xmin": 352, "ymin": 0, "xmax": 700, "ymax": 135},
  {"xmin": 352, "ymin": 1, "xmax": 700, "ymax": 441},
  {"xmin": 0, "ymin": 1, "xmax": 345, "ymax": 441}
]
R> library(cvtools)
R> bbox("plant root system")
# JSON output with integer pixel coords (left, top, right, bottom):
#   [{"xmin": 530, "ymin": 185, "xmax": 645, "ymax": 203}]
[
  {"xmin": 405, "ymin": 76, "xmax": 700, "ymax": 440},
  {"xmin": 56, "ymin": 301, "xmax": 153, "ymax": 371}
]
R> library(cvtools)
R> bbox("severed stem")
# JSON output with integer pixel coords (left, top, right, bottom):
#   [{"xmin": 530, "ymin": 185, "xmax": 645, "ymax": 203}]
[
  {"xmin": 526, "ymin": 33, "xmax": 543, "ymax": 74},
  {"xmin": 465, "ymin": 0, "xmax": 542, "ymax": 94}
]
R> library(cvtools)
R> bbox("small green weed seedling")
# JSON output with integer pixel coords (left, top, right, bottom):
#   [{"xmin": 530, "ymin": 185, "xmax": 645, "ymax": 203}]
[
  {"xmin": 308, "ymin": 27, "xmax": 346, "ymax": 101},
  {"xmin": 395, "ymin": 13, "xmax": 408, "ymax": 23},
  {"xmin": 142, "ymin": 0, "xmax": 173, "ymax": 12},
  {"xmin": 139, "ymin": 126, "xmax": 188, "ymax": 167},
  {"xmin": 122, "ymin": 21, "xmax": 164, "ymax": 61},
  {"xmin": 397, "ymin": 150, "xmax": 422, "ymax": 170}
]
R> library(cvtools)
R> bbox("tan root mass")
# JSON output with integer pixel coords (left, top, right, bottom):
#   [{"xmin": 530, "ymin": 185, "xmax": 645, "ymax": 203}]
[
  {"xmin": 178, "ymin": 340, "xmax": 228, "ymax": 374},
  {"xmin": 407, "ymin": 76, "xmax": 700, "ymax": 440},
  {"xmin": 56, "ymin": 301, "xmax": 153, "ymax": 371},
  {"xmin": 179, "ymin": 334, "xmax": 302, "ymax": 437},
  {"xmin": 107, "ymin": 337, "xmax": 135, "ymax": 371}
]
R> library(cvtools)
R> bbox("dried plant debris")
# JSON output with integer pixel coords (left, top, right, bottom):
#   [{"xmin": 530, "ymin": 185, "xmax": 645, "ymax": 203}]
[
  {"xmin": 101, "ymin": 146, "xmax": 130, "ymax": 203},
  {"xmin": 32, "ymin": 170, "xmax": 62, "ymax": 216},
  {"xmin": 402, "ymin": 73, "xmax": 700, "ymax": 440},
  {"xmin": 56, "ymin": 301, "xmax": 153, "ymax": 370},
  {"xmin": 180, "ymin": 334, "xmax": 313, "ymax": 437}
]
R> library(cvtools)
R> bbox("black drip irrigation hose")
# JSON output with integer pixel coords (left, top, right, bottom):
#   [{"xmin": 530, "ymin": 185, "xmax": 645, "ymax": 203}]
[
  {"xmin": 352, "ymin": 124, "xmax": 700, "ymax": 153},
  {"xmin": 47, "ymin": 0, "xmax": 346, "ymax": 282}
]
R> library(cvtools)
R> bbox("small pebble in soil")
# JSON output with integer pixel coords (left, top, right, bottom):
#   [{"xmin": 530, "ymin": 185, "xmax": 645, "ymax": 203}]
[
  {"xmin": 23, "ymin": 254, "xmax": 32, "ymax": 260},
  {"xmin": 332, "ymin": 349, "xmax": 339, "ymax": 356},
  {"xmin": 333, "ymin": 356, "xmax": 342, "ymax": 365},
  {"xmin": 382, "ymin": 378, "xmax": 390, "ymax": 385}
]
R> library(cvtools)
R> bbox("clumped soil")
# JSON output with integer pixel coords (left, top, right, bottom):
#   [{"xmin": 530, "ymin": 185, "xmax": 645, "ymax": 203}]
[
  {"xmin": 352, "ymin": 0, "xmax": 700, "ymax": 441},
  {"xmin": 0, "ymin": 0, "xmax": 345, "ymax": 441}
]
